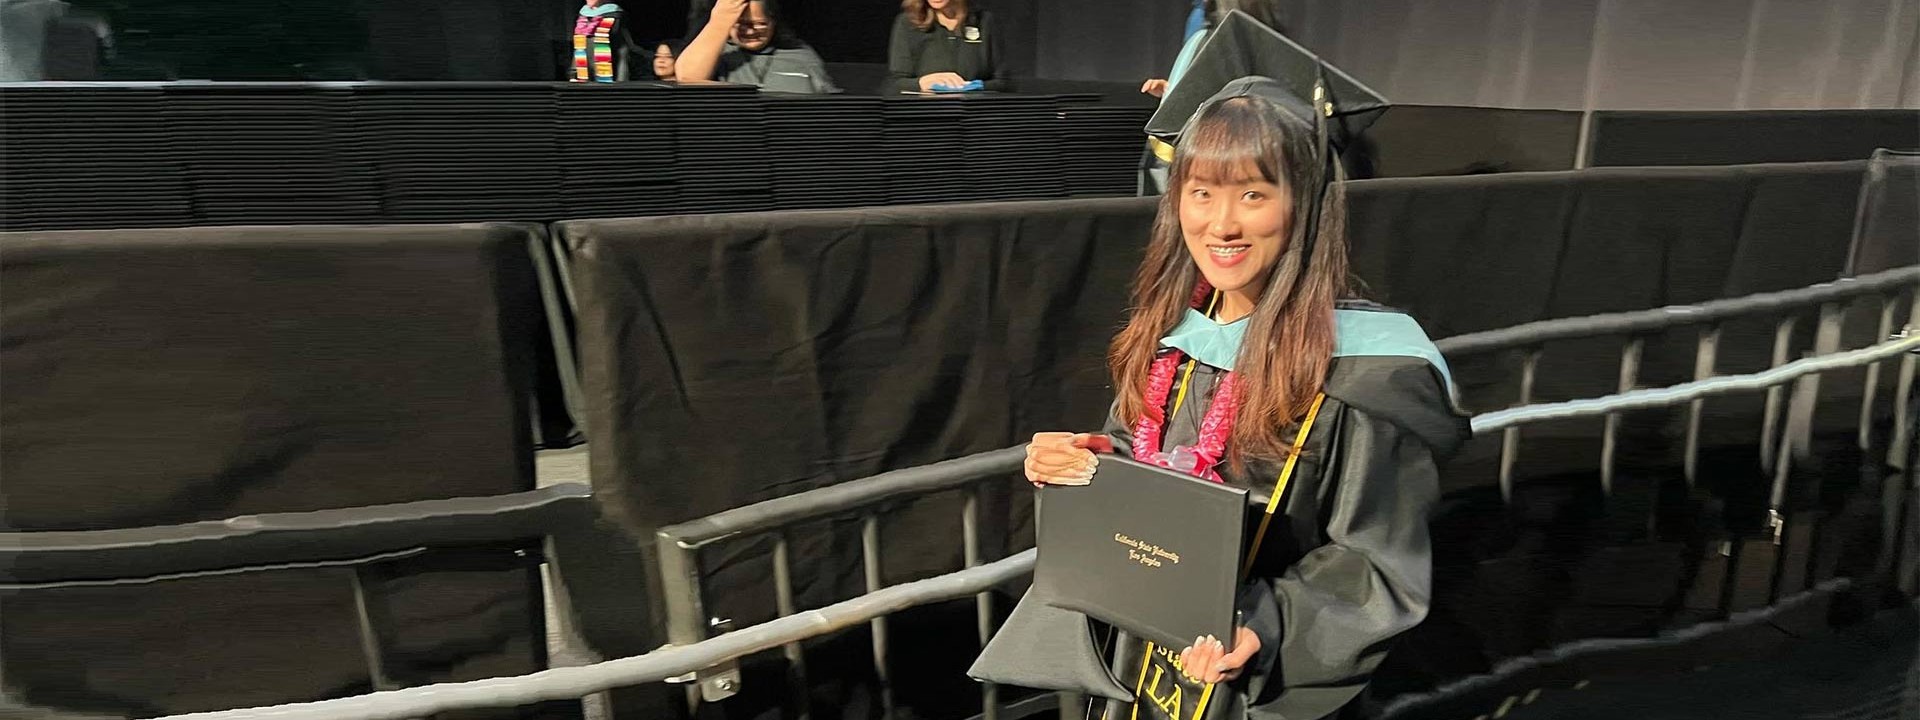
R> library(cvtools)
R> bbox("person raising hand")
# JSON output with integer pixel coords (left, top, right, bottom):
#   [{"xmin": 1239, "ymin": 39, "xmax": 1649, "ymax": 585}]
[{"xmin": 676, "ymin": 0, "xmax": 838, "ymax": 93}]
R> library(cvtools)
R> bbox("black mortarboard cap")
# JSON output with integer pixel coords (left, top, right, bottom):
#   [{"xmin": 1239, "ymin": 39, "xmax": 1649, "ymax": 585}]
[{"xmin": 1144, "ymin": 10, "xmax": 1389, "ymax": 158}]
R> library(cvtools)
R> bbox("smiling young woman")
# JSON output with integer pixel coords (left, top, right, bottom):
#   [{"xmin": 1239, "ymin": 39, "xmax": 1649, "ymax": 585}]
[{"xmin": 975, "ymin": 77, "xmax": 1469, "ymax": 720}]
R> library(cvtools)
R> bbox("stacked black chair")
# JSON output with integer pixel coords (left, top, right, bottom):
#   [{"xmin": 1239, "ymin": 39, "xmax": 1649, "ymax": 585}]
[
  {"xmin": 0, "ymin": 85, "xmax": 192, "ymax": 231},
  {"xmin": 1058, "ymin": 95, "xmax": 1157, "ymax": 197},
  {"xmin": 554, "ymin": 82, "xmax": 682, "ymax": 219},
  {"xmin": 670, "ymin": 84, "xmax": 774, "ymax": 214},
  {"xmin": 765, "ymin": 94, "xmax": 889, "ymax": 210},
  {"xmin": 958, "ymin": 94, "xmax": 1067, "ymax": 202},
  {"xmin": 881, "ymin": 95, "xmax": 969, "ymax": 206},
  {"xmin": 355, "ymin": 84, "xmax": 564, "ymax": 223},
  {"xmin": 162, "ymin": 84, "xmax": 382, "ymax": 225}
]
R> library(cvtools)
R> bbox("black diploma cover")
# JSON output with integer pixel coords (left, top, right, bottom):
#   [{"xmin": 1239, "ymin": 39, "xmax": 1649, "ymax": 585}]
[{"xmin": 1033, "ymin": 456, "xmax": 1247, "ymax": 652}]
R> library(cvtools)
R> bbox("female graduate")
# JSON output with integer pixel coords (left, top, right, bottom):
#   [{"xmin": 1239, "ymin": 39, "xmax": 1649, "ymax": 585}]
[{"xmin": 971, "ymin": 75, "xmax": 1467, "ymax": 720}]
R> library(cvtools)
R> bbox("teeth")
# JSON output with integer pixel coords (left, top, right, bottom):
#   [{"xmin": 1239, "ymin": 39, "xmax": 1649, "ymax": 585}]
[{"xmin": 1209, "ymin": 246, "xmax": 1249, "ymax": 256}]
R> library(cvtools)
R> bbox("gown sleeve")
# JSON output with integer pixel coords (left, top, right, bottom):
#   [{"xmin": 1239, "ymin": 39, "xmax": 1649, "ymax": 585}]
[{"xmin": 1237, "ymin": 406, "xmax": 1440, "ymax": 716}]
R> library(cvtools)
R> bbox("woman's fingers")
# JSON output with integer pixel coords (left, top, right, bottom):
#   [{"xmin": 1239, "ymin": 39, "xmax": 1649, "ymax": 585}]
[
  {"xmin": 1180, "ymin": 636, "xmax": 1220, "ymax": 682},
  {"xmin": 1023, "ymin": 432, "xmax": 1105, "ymax": 486},
  {"xmin": 1069, "ymin": 433, "xmax": 1115, "ymax": 454},
  {"xmin": 1029, "ymin": 444, "xmax": 1096, "ymax": 471},
  {"xmin": 1175, "ymin": 632, "xmax": 1260, "ymax": 684},
  {"xmin": 1024, "ymin": 448, "xmax": 1095, "ymax": 485},
  {"xmin": 1201, "ymin": 628, "xmax": 1260, "ymax": 683},
  {"xmin": 1178, "ymin": 642, "xmax": 1201, "ymax": 682},
  {"xmin": 1031, "ymin": 445, "xmax": 1095, "ymax": 469}
]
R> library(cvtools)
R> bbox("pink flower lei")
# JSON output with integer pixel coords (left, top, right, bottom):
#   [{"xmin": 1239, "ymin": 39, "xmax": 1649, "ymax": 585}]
[{"xmin": 1129, "ymin": 281, "xmax": 1239, "ymax": 482}]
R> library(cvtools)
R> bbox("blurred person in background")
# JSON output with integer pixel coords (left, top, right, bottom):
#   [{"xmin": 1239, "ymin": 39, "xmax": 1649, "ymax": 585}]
[
  {"xmin": 1141, "ymin": 0, "xmax": 1288, "ymax": 192},
  {"xmin": 1141, "ymin": 0, "xmax": 1287, "ymax": 99},
  {"xmin": 2, "ymin": 0, "xmax": 109, "ymax": 81},
  {"xmin": 650, "ymin": 38, "xmax": 685, "ymax": 81},
  {"xmin": 570, "ymin": 0, "xmax": 635, "ymax": 82},
  {"xmin": 888, "ymin": 0, "xmax": 1008, "ymax": 93},
  {"xmin": 677, "ymin": 0, "xmax": 838, "ymax": 93}
]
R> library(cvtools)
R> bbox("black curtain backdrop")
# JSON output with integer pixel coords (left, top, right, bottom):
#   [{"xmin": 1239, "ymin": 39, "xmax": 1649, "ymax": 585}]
[
  {"xmin": 564, "ymin": 159, "xmax": 1877, "ymax": 565},
  {"xmin": 0, "ymin": 224, "xmax": 560, "ymax": 718},
  {"xmin": 1585, "ymin": 110, "xmax": 1920, "ymax": 167},
  {"xmin": 559, "ymin": 199, "xmax": 1153, "ymax": 719}
]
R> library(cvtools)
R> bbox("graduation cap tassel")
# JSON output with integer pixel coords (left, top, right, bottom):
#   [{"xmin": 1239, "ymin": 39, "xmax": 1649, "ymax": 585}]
[
  {"xmin": 1294, "ymin": 74, "xmax": 1334, "ymax": 289},
  {"xmin": 1137, "ymin": 10, "xmax": 1389, "ymax": 298}
]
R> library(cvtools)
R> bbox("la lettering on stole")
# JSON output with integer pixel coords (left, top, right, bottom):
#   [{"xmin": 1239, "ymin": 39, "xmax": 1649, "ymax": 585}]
[{"xmin": 1136, "ymin": 644, "xmax": 1208, "ymax": 718}]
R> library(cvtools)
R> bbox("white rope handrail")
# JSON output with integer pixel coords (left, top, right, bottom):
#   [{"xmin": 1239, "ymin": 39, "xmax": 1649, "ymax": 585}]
[
  {"xmin": 157, "ymin": 549, "xmax": 1037, "ymax": 720},
  {"xmin": 1472, "ymin": 333, "xmax": 1920, "ymax": 434}
]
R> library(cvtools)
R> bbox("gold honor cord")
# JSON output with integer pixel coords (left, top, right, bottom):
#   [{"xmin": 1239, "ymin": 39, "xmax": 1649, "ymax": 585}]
[
  {"xmin": 1116, "ymin": 292, "xmax": 1327, "ymax": 720},
  {"xmin": 1240, "ymin": 394, "xmax": 1326, "ymax": 581},
  {"xmin": 1121, "ymin": 394, "xmax": 1327, "ymax": 720}
]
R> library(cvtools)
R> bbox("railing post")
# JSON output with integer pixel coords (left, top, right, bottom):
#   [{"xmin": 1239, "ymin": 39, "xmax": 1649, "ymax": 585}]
[
  {"xmin": 1761, "ymin": 317, "xmax": 1798, "ymax": 474},
  {"xmin": 656, "ymin": 531, "xmax": 737, "ymax": 706},
  {"xmin": 1685, "ymin": 325, "xmax": 1720, "ymax": 487},
  {"xmin": 1789, "ymin": 304, "xmax": 1846, "ymax": 461},
  {"xmin": 963, "ymin": 487, "xmax": 998, "ymax": 720},
  {"xmin": 773, "ymin": 532, "xmax": 811, "ymax": 719},
  {"xmin": 348, "ymin": 569, "xmax": 400, "ymax": 692},
  {"xmin": 540, "ymin": 537, "xmax": 616, "ymax": 717},
  {"xmin": 1499, "ymin": 348, "xmax": 1541, "ymax": 504},
  {"xmin": 1901, "ymin": 414, "xmax": 1920, "ymax": 596},
  {"xmin": 1890, "ymin": 290, "xmax": 1920, "ymax": 470},
  {"xmin": 862, "ymin": 512, "xmax": 895, "ymax": 717},
  {"xmin": 1600, "ymin": 337, "xmax": 1642, "ymax": 497},
  {"xmin": 1766, "ymin": 375, "xmax": 1816, "ymax": 604},
  {"xmin": 1860, "ymin": 296, "xmax": 1899, "ymax": 451}
]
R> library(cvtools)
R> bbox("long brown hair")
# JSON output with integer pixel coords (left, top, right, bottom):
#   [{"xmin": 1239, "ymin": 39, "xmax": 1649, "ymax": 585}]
[
  {"xmin": 1109, "ymin": 95, "xmax": 1349, "ymax": 463},
  {"xmin": 901, "ymin": 0, "xmax": 965, "ymax": 31}
]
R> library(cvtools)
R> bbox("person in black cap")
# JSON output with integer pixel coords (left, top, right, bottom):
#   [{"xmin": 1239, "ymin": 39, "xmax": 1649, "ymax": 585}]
[
  {"xmin": 677, "ymin": 0, "xmax": 838, "ymax": 93},
  {"xmin": 970, "ymin": 12, "xmax": 1465, "ymax": 720},
  {"xmin": 888, "ymin": 0, "xmax": 1009, "ymax": 93}
]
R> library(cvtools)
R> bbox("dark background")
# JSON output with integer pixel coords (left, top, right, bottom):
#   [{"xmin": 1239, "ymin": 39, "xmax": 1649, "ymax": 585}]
[{"xmin": 41, "ymin": 0, "xmax": 1919, "ymax": 109}]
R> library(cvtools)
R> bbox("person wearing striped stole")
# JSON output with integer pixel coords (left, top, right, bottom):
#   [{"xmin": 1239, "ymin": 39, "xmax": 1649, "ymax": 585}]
[{"xmin": 570, "ymin": 0, "xmax": 633, "ymax": 83}]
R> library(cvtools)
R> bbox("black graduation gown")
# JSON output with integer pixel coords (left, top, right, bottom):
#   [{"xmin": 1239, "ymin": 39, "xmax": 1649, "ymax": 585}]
[{"xmin": 971, "ymin": 306, "xmax": 1469, "ymax": 720}]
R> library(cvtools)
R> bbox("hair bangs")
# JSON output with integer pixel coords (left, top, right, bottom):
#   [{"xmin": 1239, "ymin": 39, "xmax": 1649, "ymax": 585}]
[{"xmin": 1170, "ymin": 97, "xmax": 1289, "ymax": 188}]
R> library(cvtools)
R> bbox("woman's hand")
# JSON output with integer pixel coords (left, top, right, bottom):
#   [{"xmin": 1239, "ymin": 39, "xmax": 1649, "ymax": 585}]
[
  {"xmin": 918, "ymin": 72, "xmax": 969, "ymax": 91},
  {"xmin": 1140, "ymin": 78, "xmax": 1169, "ymax": 98},
  {"xmin": 708, "ymin": 0, "xmax": 748, "ymax": 25},
  {"xmin": 1024, "ymin": 432, "xmax": 1113, "ymax": 487},
  {"xmin": 1178, "ymin": 627, "xmax": 1260, "ymax": 684}
]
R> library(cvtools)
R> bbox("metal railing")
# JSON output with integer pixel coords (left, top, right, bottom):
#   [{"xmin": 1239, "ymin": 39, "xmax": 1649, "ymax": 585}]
[
  {"xmin": 1, "ymin": 484, "xmax": 594, "ymax": 704},
  {"xmin": 120, "ymin": 267, "xmax": 1920, "ymax": 720},
  {"xmin": 656, "ymin": 448, "xmax": 1025, "ymax": 718},
  {"xmin": 148, "ymin": 337, "xmax": 1920, "ymax": 720},
  {"xmin": 155, "ymin": 551, "xmax": 1038, "ymax": 720},
  {"xmin": 1436, "ymin": 265, "xmax": 1920, "ymax": 503}
]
